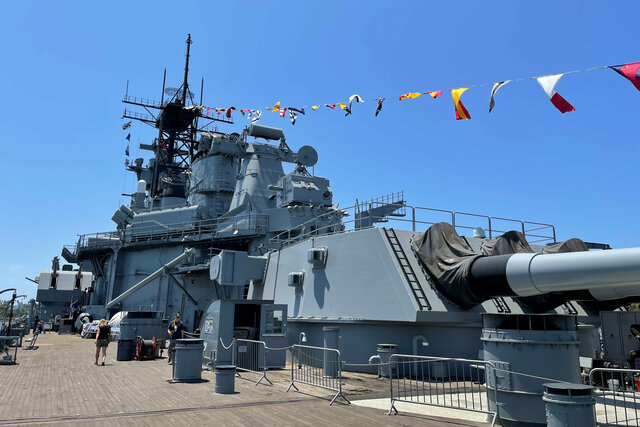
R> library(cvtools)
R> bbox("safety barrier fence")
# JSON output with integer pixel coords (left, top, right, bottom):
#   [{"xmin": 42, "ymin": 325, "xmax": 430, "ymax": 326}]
[
  {"xmin": 388, "ymin": 354, "xmax": 498, "ymax": 427},
  {"xmin": 287, "ymin": 344, "xmax": 350, "ymax": 405},
  {"xmin": 588, "ymin": 367, "xmax": 640, "ymax": 426},
  {"xmin": 235, "ymin": 339, "xmax": 272, "ymax": 386},
  {"xmin": 205, "ymin": 340, "xmax": 640, "ymax": 423}
]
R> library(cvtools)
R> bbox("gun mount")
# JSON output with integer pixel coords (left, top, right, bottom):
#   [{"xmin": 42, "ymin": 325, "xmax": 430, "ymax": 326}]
[{"xmin": 412, "ymin": 222, "xmax": 640, "ymax": 309}]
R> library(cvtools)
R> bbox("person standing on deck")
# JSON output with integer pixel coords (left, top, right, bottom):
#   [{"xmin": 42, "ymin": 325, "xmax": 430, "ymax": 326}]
[
  {"xmin": 32, "ymin": 315, "xmax": 40, "ymax": 334},
  {"xmin": 167, "ymin": 313, "xmax": 184, "ymax": 364},
  {"xmin": 71, "ymin": 300, "xmax": 80, "ymax": 332},
  {"xmin": 95, "ymin": 319, "xmax": 111, "ymax": 366}
]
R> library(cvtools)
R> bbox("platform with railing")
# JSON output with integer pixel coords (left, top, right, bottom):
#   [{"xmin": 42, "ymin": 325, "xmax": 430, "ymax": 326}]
[
  {"xmin": 270, "ymin": 199, "xmax": 556, "ymax": 248},
  {"xmin": 75, "ymin": 213, "xmax": 269, "ymax": 255}
]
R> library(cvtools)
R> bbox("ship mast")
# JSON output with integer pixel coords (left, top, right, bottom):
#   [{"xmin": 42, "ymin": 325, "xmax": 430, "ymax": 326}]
[
  {"xmin": 121, "ymin": 34, "xmax": 233, "ymax": 199},
  {"xmin": 181, "ymin": 34, "xmax": 191, "ymax": 106}
]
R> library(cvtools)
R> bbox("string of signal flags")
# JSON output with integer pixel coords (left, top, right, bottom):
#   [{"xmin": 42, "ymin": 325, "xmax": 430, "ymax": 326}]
[{"xmin": 122, "ymin": 61, "xmax": 640, "ymax": 133}]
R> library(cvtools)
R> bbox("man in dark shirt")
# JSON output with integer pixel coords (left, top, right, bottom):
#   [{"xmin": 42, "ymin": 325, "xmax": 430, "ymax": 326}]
[
  {"xmin": 626, "ymin": 324, "xmax": 640, "ymax": 368},
  {"xmin": 33, "ymin": 316, "xmax": 40, "ymax": 335},
  {"xmin": 167, "ymin": 313, "xmax": 185, "ymax": 364}
]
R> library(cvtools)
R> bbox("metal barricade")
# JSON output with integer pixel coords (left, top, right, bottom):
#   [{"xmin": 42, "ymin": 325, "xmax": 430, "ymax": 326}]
[
  {"xmin": 588, "ymin": 367, "xmax": 640, "ymax": 426},
  {"xmin": 388, "ymin": 354, "xmax": 498, "ymax": 426},
  {"xmin": 287, "ymin": 344, "xmax": 350, "ymax": 405},
  {"xmin": 235, "ymin": 339, "xmax": 272, "ymax": 386}
]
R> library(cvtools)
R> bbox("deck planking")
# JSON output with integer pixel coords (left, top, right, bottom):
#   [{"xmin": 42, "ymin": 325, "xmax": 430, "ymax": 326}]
[{"xmin": 0, "ymin": 333, "xmax": 486, "ymax": 426}]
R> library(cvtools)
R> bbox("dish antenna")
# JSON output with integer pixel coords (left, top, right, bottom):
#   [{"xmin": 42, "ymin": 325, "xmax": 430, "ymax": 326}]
[{"xmin": 297, "ymin": 145, "xmax": 318, "ymax": 167}]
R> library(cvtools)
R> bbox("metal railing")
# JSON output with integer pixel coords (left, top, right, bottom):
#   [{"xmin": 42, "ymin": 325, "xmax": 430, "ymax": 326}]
[
  {"xmin": 76, "ymin": 231, "xmax": 121, "ymax": 250},
  {"xmin": 77, "ymin": 213, "xmax": 269, "ymax": 252},
  {"xmin": 287, "ymin": 344, "xmax": 350, "ymax": 405},
  {"xmin": 124, "ymin": 214, "xmax": 268, "ymax": 243},
  {"xmin": 122, "ymin": 95, "xmax": 165, "ymax": 108},
  {"xmin": 122, "ymin": 109, "xmax": 156, "ymax": 123},
  {"xmin": 235, "ymin": 339, "xmax": 272, "ymax": 386},
  {"xmin": 588, "ymin": 367, "xmax": 640, "ymax": 426},
  {"xmin": 355, "ymin": 191, "xmax": 406, "ymax": 218},
  {"xmin": 270, "ymin": 201, "xmax": 556, "ymax": 248},
  {"xmin": 388, "ymin": 354, "xmax": 498, "ymax": 427}
]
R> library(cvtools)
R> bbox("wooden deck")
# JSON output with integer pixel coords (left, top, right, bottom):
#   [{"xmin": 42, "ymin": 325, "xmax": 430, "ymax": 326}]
[{"xmin": 0, "ymin": 333, "xmax": 486, "ymax": 426}]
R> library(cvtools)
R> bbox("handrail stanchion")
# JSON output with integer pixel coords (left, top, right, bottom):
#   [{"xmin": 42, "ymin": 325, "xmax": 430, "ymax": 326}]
[
  {"xmin": 411, "ymin": 207, "xmax": 416, "ymax": 232},
  {"xmin": 488, "ymin": 217, "xmax": 493, "ymax": 239}
]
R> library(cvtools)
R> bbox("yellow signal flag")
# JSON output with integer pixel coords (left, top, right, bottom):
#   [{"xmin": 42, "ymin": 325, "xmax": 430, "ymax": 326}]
[
  {"xmin": 311, "ymin": 105, "xmax": 321, "ymax": 110},
  {"xmin": 451, "ymin": 88, "xmax": 471, "ymax": 120},
  {"xmin": 337, "ymin": 103, "xmax": 347, "ymax": 110},
  {"xmin": 399, "ymin": 92, "xmax": 422, "ymax": 101},
  {"xmin": 272, "ymin": 101, "xmax": 280, "ymax": 112}
]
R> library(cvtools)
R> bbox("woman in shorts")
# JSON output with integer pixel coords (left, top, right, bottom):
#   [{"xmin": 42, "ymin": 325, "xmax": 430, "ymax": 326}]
[{"xmin": 94, "ymin": 319, "xmax": 111, "ymax": 366}]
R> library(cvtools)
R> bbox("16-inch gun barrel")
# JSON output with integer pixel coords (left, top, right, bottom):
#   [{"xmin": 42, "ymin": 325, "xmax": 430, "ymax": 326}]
[{"xmin": 470, "ymin": 248, "xmax": 640, "ymax": 301}]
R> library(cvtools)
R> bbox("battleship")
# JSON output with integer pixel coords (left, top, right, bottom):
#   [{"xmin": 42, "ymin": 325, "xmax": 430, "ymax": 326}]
[{"xmin": 13, "ymin": 35, "xmax": 640, "ymax": 425}]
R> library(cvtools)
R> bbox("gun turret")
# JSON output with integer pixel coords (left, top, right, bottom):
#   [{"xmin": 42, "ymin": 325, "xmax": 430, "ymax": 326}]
[{"xmin": 413, "ymin": 222, "xmax": 640, "ymax": 309}]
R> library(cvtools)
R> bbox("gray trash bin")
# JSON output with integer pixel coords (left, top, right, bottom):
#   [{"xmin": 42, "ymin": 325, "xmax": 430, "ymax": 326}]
[
  {"xmin": 543, "ymin": 382, "xmax": 595, "ymax": 427},
  {"xmin": 117, "ymin": 339, "xmax": 134, "ymax": 361},
  {"xmin": 323, "ymin": 327, "xmax": 340, "ymax": 378},
  {"xmin": 215, "ymin": 365, "xmax": 237, "ymax": 394},
  {"xmin": 173, "ymin": 339, "xmax": 204, "ymax": 382},
  {"xmin": 377, "ymin": 344, "xmax": 397, "ymax": 378}
]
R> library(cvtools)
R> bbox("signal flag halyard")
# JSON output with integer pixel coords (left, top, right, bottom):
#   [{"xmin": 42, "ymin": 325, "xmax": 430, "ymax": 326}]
[{"xmin": 182, "ymin": 60, "xmax": 640, "ymax": 123}]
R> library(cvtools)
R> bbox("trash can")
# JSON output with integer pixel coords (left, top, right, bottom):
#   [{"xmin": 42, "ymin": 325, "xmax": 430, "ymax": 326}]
[
  {"xmin": 173, "ymin": 339, "xmax": 204, "ymax": 382},
  {"xmin": 117, "ymin": 339, "xmax": 134, "ymax": 361},
  {"xmin": 215, "ymin": 365, "xmax": 237, "ymax": 394},
  {"xmin": 377, "ymin": 344, "xmax": 397, "ymax": 378},
  {"xmin": 543, "ymin": 382, "xmax": 595, "ymax": 427},
  {"xmin": 323, "ymin": 327, "xmax": 340, "ymax": 378}
]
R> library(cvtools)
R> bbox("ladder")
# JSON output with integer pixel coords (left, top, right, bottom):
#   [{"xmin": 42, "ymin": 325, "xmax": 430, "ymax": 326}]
[
  {"xmin": 383, "ymin": 228, "xmax": 431, "ymax": 311},
  {"xmin": 492, "ymin": 297, "xmax": 512, "ymax": 314}
]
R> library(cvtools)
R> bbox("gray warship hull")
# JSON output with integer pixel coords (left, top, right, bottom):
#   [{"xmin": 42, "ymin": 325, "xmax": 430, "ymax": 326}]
[{"xmin": 32, "ymin": 34, "xmax": 640, "ymax": 383}]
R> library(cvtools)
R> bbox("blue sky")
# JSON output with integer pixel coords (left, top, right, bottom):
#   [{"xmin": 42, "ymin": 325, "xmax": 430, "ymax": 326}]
[{"xmin": 1, "ymin": 1, "xmax": 638, "ymax": 301}]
